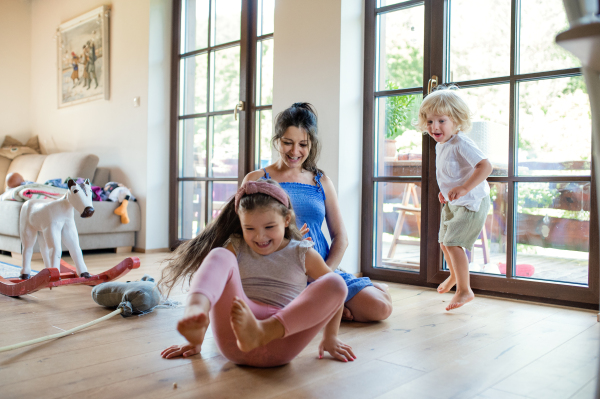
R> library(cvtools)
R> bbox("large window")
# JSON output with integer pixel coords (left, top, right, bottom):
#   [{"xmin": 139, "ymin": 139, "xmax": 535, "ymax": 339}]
[
  {"xmin": 170, "ymin": 0, "xmax": 275, "ymax": 245},
  {"xmin": 362, "ymin": 0, "xmax": 598, "ymax": 306}
]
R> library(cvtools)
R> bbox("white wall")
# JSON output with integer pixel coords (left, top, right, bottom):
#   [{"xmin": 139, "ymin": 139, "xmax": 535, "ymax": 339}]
[
  {"xmin": 18, "ymin": 0, "xmax": 171, "ymax": 250},
  {"xmin": 273, "ymin": 0, "xmax": 364, "ymax": 273},
  {"xmin": 0, "ymin": 0, "xmax": 32, "ymax": 143}
]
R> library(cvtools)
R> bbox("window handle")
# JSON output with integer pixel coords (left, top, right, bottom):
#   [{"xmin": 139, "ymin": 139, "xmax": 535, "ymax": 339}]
[
  {"xmin": 234, "ymin": 101, "xmax": 245, "ymax": 120},
  {"xmin": 427, "ymin": 75, "xmax": 439, "ymax": 94}
]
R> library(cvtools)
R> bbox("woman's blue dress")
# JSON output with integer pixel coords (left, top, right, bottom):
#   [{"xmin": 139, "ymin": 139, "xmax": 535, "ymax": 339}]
[{"xmin": 262, "ymin": 170, "xmax": 372, "ymax": 302}]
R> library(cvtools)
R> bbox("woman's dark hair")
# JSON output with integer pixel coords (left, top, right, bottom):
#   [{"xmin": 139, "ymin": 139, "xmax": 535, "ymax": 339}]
[
  {"xmin": 158, "ymin": 179, "xmax": 302, "ymax": 297},
  {"xmin": 272, "ymin": 102, "xmax": 324, "ymax": 176}
]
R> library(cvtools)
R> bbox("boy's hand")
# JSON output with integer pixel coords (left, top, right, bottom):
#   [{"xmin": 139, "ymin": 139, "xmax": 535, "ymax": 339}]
[
  {"xmin": 447, "ymin": 186, "xmax": 468, "ymax": 201},
  {"xmin": 318, "ymin": 335, "xmax": 356, "ymax": 362},
  {"xmin": 438, "ymin": 192, "xmax": 447, "ymax": 204},
  {"xmin": 161, "ymin": 344, "xmax": 200, "ymax": 359}
]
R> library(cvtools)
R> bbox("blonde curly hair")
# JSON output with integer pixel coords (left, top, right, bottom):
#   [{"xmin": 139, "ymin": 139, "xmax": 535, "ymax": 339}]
[{"xmin": 416, "ymin": 85, "xmax": 472, "ymax": 134}]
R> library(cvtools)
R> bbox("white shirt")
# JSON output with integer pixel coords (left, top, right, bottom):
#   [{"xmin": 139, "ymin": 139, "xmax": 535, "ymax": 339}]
[{"xmin": 436, "ymin": 132, "xmax": 490, "ymax": 212}]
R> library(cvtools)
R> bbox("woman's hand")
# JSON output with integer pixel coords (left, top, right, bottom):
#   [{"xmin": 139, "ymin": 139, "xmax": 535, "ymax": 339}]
[
  {"xmin": 438, "ymin": 192, "xmax": 447, "ymax": 204},
  {"xmin": 318, "ymin": 335, "xmax": 356, "ymax": 362},
  {"xmin": 447, "ymin": 186, "xmax": 468, "ymax": 201},
  {"xmin": 299, "ymin": 223, "xmax": 312, "ymax": 241},
  {"xmin": 160, "ymin": 344, "xmax": 200, "ymax": 359}
]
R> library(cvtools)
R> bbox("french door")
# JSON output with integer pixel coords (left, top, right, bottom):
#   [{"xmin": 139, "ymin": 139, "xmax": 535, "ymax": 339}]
[
  {"xmin": 362, "ymin": 0, "xmax": 599, "ymax": 306},
  {"xmin": 169, "ymin": 0, "xmax": 274, "ymax": 247}
]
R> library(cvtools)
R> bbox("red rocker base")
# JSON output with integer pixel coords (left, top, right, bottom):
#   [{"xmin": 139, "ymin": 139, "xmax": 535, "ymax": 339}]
[{"xmin": 0, "ymin": 257, "xmax": 141, "ymax": 297}]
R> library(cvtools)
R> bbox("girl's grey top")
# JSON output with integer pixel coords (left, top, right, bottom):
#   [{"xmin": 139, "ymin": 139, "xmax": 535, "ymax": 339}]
[{"xmin": 229, "ymin": 236, "xmax": 312, "ymax": 308}]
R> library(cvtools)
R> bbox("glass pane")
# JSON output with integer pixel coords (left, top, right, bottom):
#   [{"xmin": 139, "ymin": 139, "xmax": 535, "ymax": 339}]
[
  {"xmin": 256, "ymin": 39, "xmax": 274, "ymax": 106},
  {"xmin": 515, "ymin": 182, "xmax": 590, "ymax": 285},
  {"xmin": 519, "ymin": 0, "xmax": 580, "ymax": 74},
  {"xmin": 179, "ymin": 181, "xmax": 206, "ymax": 240},
  {"xmin": 257, "ymin": 0, "xmax": 274, "ymax": 36},
  {"xmin": 255, "ymin": 109, "xmax": 273, "ymax": 170},
  {"xmin": 374, "ymin": 182, "xmax": 421, "ymax": 272},
  {"xmin": 180, "ymin": 53, "xmax": 208, "ymax": 116},
  {"xmin": 210, "ymin": 114, "xmax": 239, "ymax": 177},
  {"xmin": 449, "ymin": 0, "xmax": 510, "ymax": 82},
  {"xmin": 459, "ymin": 84, "xmax": 510, "ymax": 176},
  {"xmin": 178, "ymin": 118, "xmax": 207, "ymax": 177},
  {"xmin": 447, "ymin": 182, "xmax": 508, "ymax": 276},
  {"xmin": 377, "ymin": 5, "xmax": 424, "ymax": 91},
  {"xmin": 517, "ymin": 76, "xmax": 591, "ymax": 176},
  {"xmin": 211, "ymin": 181, "xmax": 238, "ymax": 222},
  {"xmin": 212, "ymin": 0, "xmax": 241, "ymax": 46},
  {"xmin": 378, "ymin": 0, "xmax": 414, "ymax": 7},
  {"xmin": 210, "ymin": 46, "xmax": 240, "ymax": 112},
  {"xmin": 181, "ymin": 0, "xmax": 210, "ymax": 53},
  {"xmin": 375, "ymin": 94, "xmax": 423, "ymax": 177}
]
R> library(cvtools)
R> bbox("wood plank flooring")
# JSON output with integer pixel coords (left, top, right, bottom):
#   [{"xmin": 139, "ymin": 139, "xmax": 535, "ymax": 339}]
[{"xmin": 0, "ymin": 251, "xmax": 598, "ymax": 399}]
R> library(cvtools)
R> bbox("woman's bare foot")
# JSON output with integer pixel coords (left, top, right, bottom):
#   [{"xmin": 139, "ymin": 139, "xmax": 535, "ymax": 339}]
[
  {"xmin": 446, "ymin": 289, "xmax": 474, "ymax": 311},
  {"xmin": 437, "ymin": 275, "xmax": 456, "ymax": 294},
  {"xmin": 230, "ymin": 297, "xmax": 284, "ymax": 352},
  {"xmin": 342, "ymin": 306, "xmax": 354, "ymax": 321}
]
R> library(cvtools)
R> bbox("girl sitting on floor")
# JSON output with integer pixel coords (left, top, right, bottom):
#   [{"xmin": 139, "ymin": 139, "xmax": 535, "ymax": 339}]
[{"xmin": 159, "ymin": 180, "xmax": 355, "ymax": 367}]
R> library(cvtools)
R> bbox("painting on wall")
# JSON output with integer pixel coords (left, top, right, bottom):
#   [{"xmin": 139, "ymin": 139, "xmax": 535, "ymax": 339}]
[{"xmin": 57, "ymin": 6, "xmax": 110, "ymax": 108}]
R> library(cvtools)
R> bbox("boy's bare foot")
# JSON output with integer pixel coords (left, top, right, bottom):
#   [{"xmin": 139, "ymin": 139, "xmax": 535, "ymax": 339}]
[
  {"xmin": 177, "ymin": 307, "xmax": 210, "ymax": 347},
  {"xmin": 230, "ymin": 297, "xmax": 283, "ymax": 352},
  {"xmin": 437, "ymin": 275, "xmax": 456, "ymax": 294},
  {"xmin": 446, "ymin": 290, "xmax": 474, "ymax": 311}
]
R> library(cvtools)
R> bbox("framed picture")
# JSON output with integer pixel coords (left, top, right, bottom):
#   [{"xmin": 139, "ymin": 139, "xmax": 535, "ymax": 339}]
[{"xmin": 57, "ymin": 6, "xmax": 110, "ymax": 108}]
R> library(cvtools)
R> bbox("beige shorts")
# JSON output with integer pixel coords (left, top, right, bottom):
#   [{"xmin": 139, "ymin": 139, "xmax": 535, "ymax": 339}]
[{"xmin": 439, "ymin": 196, "xmax": 490, "ymax": 251}]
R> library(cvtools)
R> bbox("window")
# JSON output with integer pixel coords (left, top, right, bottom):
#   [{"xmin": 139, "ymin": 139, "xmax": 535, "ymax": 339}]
[
  {"xmin": 170, "ymin": 0, "xmax": 275, "ymax": 245},
  {"xmin": 362, "ymin": 0, "xmax": 598, "ymax": 306}
]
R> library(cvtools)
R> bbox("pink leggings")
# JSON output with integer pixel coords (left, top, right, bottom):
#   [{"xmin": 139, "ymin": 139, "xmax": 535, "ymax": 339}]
[{"xmin": 189, "ymin": 248, "xmax": 347, "ymax": 367}]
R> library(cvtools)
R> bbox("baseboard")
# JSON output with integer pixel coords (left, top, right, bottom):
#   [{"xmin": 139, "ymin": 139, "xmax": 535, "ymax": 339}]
[{"xmin": 132, "ymin": 247, "xmax": 170, "ymax": 254}]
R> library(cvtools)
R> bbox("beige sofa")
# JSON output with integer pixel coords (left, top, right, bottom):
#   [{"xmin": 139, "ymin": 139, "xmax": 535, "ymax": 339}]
[{"xmin": 0, "ymin": 152, "xmax": 141, "ymax": 258}]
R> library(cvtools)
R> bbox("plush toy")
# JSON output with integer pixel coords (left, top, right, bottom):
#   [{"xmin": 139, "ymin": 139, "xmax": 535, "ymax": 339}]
[
  {"xmin": 5, "ymin": 172, "xmax": 24, "ymax": 190},
  {"xmin": 91, "ymin": 275, "xmax": 161, "ymax": 316},
  {"xmin": 104, "ymin": 182, "xmax": 136, "ymax": 224}
]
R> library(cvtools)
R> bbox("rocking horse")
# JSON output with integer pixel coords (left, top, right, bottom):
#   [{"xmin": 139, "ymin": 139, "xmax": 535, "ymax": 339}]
[{"xmin": 0, "ymin": 179, "xmax": 140, "ymax": 297}]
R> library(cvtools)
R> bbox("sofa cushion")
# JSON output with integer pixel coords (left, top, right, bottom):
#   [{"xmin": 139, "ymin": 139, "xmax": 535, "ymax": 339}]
[
  {"xmin": 36, "ymin": 153, "xmax": 99, "ymax": 184},
  {"xmin": 7, "ymin": 154, "xmax": 48, "ymax": 185},
  {"xmin": 0, "ymin": 201, "xmax": 23, "ymax": 236},
  {"xmin": 0, "ymin": 156, "xmax": 11, "ymax": 192}
]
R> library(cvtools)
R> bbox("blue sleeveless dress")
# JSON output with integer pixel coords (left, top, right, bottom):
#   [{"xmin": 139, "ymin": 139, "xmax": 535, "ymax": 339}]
[{"xmin": 262, "ymin": 169, "xmax": 372, "ymax": 302}]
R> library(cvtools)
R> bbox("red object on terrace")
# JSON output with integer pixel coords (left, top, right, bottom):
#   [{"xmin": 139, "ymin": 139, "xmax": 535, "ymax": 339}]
[{"xmin": 0, "ymin": 257, "xmax": 140, "ymax": 297}]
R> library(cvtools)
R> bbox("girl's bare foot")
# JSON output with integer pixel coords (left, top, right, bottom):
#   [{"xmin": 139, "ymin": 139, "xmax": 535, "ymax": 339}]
[
  {"xmin": 437, "ymin": 275, "xmax": 456, "ymax": 294},
  {"xmin": 230, "ymin": 297, "xmax": 284, "ymax": 352},
  {"xmin": 177, "ymin": 307, "xmax": 210, "ymax": 347},
  {"xmin": 446, "ymin": 289, "xmax": 474, "ymax": 311}
]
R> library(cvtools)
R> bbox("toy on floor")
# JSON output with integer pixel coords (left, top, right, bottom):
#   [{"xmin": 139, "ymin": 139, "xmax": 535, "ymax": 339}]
[
  {"xmin": 19, "ymin": 179, "xmax": 95, "ymax": 280},
  {"xmin": 105, "ymin": 182, "xmax": 135, "ymax": 224},
  {"xmin": 0, "ymin": 267, "xmax": 159, "ymax": 353},
  {"xmin": 498, "ymin": 262, "xmax": 535, "ymax": 277}
]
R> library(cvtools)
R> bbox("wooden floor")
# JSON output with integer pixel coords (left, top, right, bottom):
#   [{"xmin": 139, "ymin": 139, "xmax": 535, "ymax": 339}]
[{"xmin": 0, "ymin": 251, "xmax": 598, "ymax": 399}]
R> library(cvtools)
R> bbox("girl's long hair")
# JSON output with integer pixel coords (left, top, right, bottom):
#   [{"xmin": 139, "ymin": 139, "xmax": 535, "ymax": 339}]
[
  {"xmin": 158, "ymin": 179, "xmax": 302, "ymax": 297},
  {"xmin": 272, "ymin": 102, "xmax": 325, "ymax": 176}
]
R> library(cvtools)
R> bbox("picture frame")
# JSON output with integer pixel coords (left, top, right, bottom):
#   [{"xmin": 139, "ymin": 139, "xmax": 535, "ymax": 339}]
[{"xmin": 57, "ymin": 6, "xmax": 110, "ymax": 108}]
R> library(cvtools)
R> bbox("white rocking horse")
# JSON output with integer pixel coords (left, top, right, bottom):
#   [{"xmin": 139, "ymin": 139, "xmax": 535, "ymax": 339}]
[{"xmin": 19, "ymin": 179, "xmax": 95, "ymax": 280}]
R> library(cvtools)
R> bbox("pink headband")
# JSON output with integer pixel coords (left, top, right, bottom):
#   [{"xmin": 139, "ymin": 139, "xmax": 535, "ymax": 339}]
[{"xmin": 234, "ymin": 181, "xmax": 290, "ymax": 213}]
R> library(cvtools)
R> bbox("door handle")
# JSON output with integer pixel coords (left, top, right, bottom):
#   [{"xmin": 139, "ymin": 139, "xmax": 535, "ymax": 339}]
[
  {"xmin": 234, "ymin": 101, "xmax": 245, "ymax": 120},
  {"xmin": 427, "ymin": 75, "xmax": 439, "ymax": 94}
]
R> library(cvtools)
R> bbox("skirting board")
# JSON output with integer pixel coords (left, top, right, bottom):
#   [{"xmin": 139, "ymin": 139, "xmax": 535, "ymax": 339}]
[{"xmin": 133, "ymin": 247, "xmax": 170, "ymax": 254}]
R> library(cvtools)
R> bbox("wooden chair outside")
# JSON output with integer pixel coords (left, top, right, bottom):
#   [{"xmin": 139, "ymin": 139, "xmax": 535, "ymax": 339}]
[{"xmin": 387, "ymin": 183, "xmax": 421, "ymax": 259}]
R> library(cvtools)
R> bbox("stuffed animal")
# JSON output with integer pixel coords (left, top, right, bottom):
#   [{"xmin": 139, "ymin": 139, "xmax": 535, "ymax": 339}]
[{"xmin": 104, "ymin": 182, "xmax": 136, "ymax": 224}]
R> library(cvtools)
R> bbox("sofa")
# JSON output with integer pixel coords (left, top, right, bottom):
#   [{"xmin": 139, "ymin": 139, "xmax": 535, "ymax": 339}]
[{"xmin": 0, "ymin": 152, "xmax": 141, "ymax": 258}]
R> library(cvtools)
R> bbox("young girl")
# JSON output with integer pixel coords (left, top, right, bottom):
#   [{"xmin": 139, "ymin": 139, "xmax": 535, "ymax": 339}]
[
  {"xmin": 159, "ymin": 180, "xmax": 355, "ymax": 367},
  {"xmin": 417, "ymin": 86, "xmax": 492, "ymax": 311},
  {"xmin": 243, "ymin": 103, "xmax": 393, "ymax": 322}
]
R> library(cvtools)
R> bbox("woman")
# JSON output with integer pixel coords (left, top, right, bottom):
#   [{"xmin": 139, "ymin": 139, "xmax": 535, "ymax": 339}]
[{"xmin": 243, "ymin": 103, "xmax": 393, "ymax": 322}]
